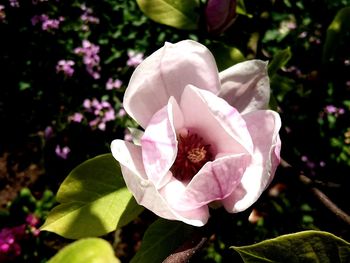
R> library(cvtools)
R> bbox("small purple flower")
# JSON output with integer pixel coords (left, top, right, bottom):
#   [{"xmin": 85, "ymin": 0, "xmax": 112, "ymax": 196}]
[
  {"xmin": 117, "ymin": 108, "xmax": 126, "ymax": 117},
  {"xmin": 92, "ymin": 98, "xmax": 102, "ymax": 110},
  {"xmin": 31, "ymin": 14, "xmax": 64, "ymax": 31},
  {"xmin": 55, "ymin": 145, "xmax": 70, "ymax": 159},
  {"xmin": 103, "ymin": 109, "xmax": 116, "ymax": 122},
  {"xmin": 80, "ymin": 4, "xmax": 99, "ymax": 31},
  {"xmin": 75, "ymin": 40, "xmax": 101, "ymax": 79},
  {"xmin": 83, "ymin": 99, "xmax": 91, "ymax": 109},
  {"xmin": 69, "ymin": 112, "xmax": 84, "ymax": 123},
  {"xmin": 106, "ymin": 78, "xmax": 122, "ymax": 90},
  {"xmin": 26, "ymin": 214, "xmax": 39, "ymax": 227},
  {"xmin": 301, "ymin": 155, "xmax": 308, "ymax": 162},
  {"xmin": 98, "ymin": 122, "xmax": 106, "ymax": 131},
  {"xmin": 89, "ymin": 118, "xmax": 99, "ymax": 127},
  {"xmin": 324, "ymin": 105, "xmax": 345, "ymax": 117},
  {"xmin": 0, "ymin": 225, "xmax": 25, "ymax": 260},
  {"xmin": 56, "ymin": 59, "xmax": 75, "ymax": 77},
  {"xmin": 9, "ymin": 0, "xmax": 19, "ymax": 8},
  {"xmin": 127, "ymin": 50, "xmax": 144, "ymax": 67},
  {"xmin": 325, "ymin": 105, "xmax": 337, "ymax": 114},
  {"xmin": 42, "ymin": 19, "xmax": 60, "ymax": 31},
  {"xmin": 83, "ymin": 98, "xmax": 116, "ymax": 131}
]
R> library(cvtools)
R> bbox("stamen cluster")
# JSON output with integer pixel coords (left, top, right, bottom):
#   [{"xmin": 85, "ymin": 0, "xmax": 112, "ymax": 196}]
[{"xmin": 171, "ymin": 131, "xmax": 213, "ymax": 182}]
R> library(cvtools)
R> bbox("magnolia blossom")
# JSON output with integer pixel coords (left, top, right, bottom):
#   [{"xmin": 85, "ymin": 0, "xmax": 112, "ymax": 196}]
[{"xmin": 111, "ymin": 40, "xmax": 281, "ymax": 226}]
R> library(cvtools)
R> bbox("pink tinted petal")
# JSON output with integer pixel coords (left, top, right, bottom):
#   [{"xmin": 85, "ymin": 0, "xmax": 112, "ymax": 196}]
[
  {"xmin": 141, "ymin": 98, "xmax": 184, "ymax": 189},
  {"xmin": 111, "ymin": 139, "xmax": 147, "ymax": 180},
  {"xmin": 167, "ymin": 153, "xmax": 250, "ymax": 211},
  {"xmin": 124, "ymin": 40, "xmax": 220, "ymax": 128},
  {"xmin": 218, "ymin": 60, "xmax": 270, "ymax": 114},
  {"xmin": 111, "ymin": 140, "xmax": 209, "ymax": 226},
  {"xmin": 223, "ymin": 110, "xmax": 281, "ymax": 212},
  {"xmin": 180, "ymin": 85, "xmax": 254, "ymax": 156}
]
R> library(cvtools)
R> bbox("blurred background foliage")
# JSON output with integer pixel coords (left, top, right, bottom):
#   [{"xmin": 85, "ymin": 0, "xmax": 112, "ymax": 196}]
[{"xmin": 0, "ymin": 0, "xmax": 349, "ymax": 262}]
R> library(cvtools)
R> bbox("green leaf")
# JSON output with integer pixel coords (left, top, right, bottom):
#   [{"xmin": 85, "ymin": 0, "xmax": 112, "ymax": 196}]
[
  {"xmin": 232, "ymin": 230, "xmax": 350, "ymax": 263},
  {"xmin": 237, "ymin": 0, "xmax": 252, "ymax": 18},
  {"xmin": 130, "ymin": 219, "xmax": 195, "ymax": 263},
  {"xmin": 48, "ymin": 238, "xmax": 120, "ymax": 263},
  {"xmin": 322, "ymin": 7, "xmax": 350, "ymax": 63},
  {"xmin": 268, "ymin": 47, "xmax": 292, "ymax": 77},
  {"xmin": 209, "ymin": 42, "xmax": 245, "ymax": 71},
  {"xmin": 136, "ymin": 0, "xmax": 200, "ymax": 30},
  {"xmin": 41, "ymin": 154, "xmax": 144, "ymax": 239},
  {"xmin": 19, "ymin": 81, "xmax": 31, "ymax": 91}
]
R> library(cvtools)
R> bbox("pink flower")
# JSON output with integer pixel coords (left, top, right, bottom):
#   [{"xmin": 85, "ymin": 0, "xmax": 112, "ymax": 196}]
[{"xmin": 111, "ymin": 40, "xmax": 281, "ymax": 226}]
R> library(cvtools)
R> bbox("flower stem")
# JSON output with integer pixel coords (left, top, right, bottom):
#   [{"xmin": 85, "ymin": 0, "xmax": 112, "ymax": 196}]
[{"xmin": 281, "ymin": 159, "xmax": 350, "ymax": 225}]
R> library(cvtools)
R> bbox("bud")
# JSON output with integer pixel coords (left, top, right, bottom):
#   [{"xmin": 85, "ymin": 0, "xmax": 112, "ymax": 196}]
[{"xmin": 205, "ymin": 0, "xmax": 237, "ymax": 35}]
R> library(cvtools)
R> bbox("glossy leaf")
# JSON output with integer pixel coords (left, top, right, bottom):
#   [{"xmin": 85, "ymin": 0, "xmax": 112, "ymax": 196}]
[
  {"xmin": 209, "ymin": 42, "xmax": 245, "ymax": 71},
  {"xmin": 130, "ymin": 219, "xmax": 194, "ymax": 263},
  {"xmin": 41, "ymin": 154, "xmax": 144, "ymax": 239},
  {"xmin": 136, "ymin": 0, "xmax": 200, "ymax": 30},
  {"xmin": 232, "ymin": 230, "xmax": 350, "ymax": 263},
  {"xmin": 48, "ymin": 238, "xmax": 120, "ymax": 263},
  {"xmin": 322, "ymin": 7, "xmax": 350, "ymax": 63},
  {"xmin": 268, "ymin": 47, "xmax": 292, "ymax": 77}
]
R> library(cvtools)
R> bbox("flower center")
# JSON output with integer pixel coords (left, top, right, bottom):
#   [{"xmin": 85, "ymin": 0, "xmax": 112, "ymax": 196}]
[{"xmin": 171, "ymin": 130, "xmax": 213, "ymax": 182}]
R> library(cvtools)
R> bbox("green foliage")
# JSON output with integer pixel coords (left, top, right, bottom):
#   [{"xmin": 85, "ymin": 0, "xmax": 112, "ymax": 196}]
[
  {"xmin": 233, "ymin": 231, "xmax": 350, "ymax": 263},
  {"xmin": 268, "ymin": 47, "xmax": 292, "ymax": 77},
  {"xmin": 322, "ymin": 7, "xmax": 350, "ymax": 63},
  {"xmin": 236, "ymin": 0, "xmax": 252, "ymax": 17},
  {"xmin": 130, "ymin": 219, "xmax": 195, "ymax": 263},
  {"xmin": 41, "ymin": 154, "xmax": 143, "ymax": 239},
  {"xmin": 136, "ymin": 0, "xmax": 200, "ymax": 30},
  {"xmin": 48, "ymin": 238, "xmax": 120, "ymax": 263},
  {"xmin": 209, "ymin": 42, "xmax": 245, "ymax": 71}
]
